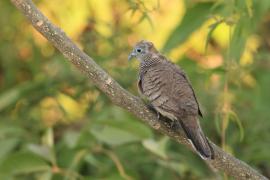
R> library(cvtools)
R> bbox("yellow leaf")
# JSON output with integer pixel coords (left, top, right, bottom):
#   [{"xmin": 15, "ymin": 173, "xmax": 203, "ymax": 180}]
[
  {"xmin": 241, "ymin": 73, "xmax": 256, "ymax": 88},
  {"xmin": 56, "ymin": 93, "xmax": 86, "ymax": 121},
  {"xmin": 40, "ymin": 97, "xmax": 64, "ymax": 127},
  {"xmin": 240, "ymin": 35, "xmax": 260, "ymax": 66},
  {"xmin": 212, "ymin": 21, "xmax": 232, "ymax": 49}
]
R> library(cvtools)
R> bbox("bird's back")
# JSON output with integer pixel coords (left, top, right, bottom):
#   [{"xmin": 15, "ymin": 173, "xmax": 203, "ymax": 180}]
[
  {"xmin": 138, "ymin": 59, "xmax": 213, "ymax": 159},
  {"xmin": 140, "ymin": 60, "xmax": 200, "ymax": 118}
]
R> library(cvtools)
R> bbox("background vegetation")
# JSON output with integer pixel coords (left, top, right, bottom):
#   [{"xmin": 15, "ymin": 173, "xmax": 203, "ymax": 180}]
[{"xmin": 1, "ymin": 0, "xmax": 270, "ymax": 179}]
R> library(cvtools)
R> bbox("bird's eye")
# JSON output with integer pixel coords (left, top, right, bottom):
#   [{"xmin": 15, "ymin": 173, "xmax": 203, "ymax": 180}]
[{"xmin": 136, "ymin": 48, "xmax": 142, "ymax": 53}]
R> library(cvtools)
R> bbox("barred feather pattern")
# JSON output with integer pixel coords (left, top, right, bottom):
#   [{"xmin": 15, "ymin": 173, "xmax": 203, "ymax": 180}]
[{"xmin": 137, "ymin": 50, "xmax": 214, "ymax": 159}]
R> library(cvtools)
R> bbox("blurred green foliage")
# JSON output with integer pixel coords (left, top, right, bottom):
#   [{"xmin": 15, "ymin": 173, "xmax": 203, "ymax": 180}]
[{"xmin": 0, "ymin": 0, "xmax": 270, "ymax": 179}]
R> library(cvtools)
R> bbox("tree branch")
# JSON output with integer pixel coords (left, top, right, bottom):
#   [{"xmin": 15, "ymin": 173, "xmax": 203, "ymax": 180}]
[{"xmin": 10, "ymin": 0, "xmax": 268, "ymax": 179}]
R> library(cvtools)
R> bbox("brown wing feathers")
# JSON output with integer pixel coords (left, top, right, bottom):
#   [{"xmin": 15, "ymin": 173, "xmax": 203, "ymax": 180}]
[{"xmin": 140, "ymin": 61, "xmax": 214, "ymax": 159}]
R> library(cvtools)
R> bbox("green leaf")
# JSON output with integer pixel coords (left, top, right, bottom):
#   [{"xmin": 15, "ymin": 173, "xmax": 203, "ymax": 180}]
[
  {"xmin": 0, "ymin": 124, "xmax": 25, "ymax": 137},
  {"xmin": 229, "ymin": 21, "xmax": 248, "ymax": 61},
  {"xmin": 96, "ymin": 119, "xmax": 153, "ymax": 140},
  {"xmin": 84, "ymin": 154, "xmax": 101, "ymax": 168},
  {"xmin": 94, "ymin": 106, "xmax": 153, "ymax": 140},
  {"xmin": 0, "ymin": 138, "xmax": 19, "ymax": 163},
  {"xmin": 63, "ymin": 130, "xmax": 80, "ymax": 148},
  {"xmin": 27, "ymin": 144, "xmax": 55, "ymax": 164},
  {"xmin": 0, "ymin": 152, "xmax": 50, "ymax": 176},
  {"xmin": 0, "ymin": 173, "xmax": 12, "ymax": 180},
  {"xmin": 142, "ymin": 137, "xmax": 169, "ymax": 159},
  {"xmin": 163, "ymin": 2, "xmax": 213, "ymax": 52},
  {"xmin": 35, "ymin": 171, "xmax": 52, "ymax": 180},
  {"xmin": 0, "ymin": 87, "xmax": 20, "ymax": 112},
  {"xmin": 90, "ymin": 125, "xmax": 143, "ymax": 146},
  {"xmin": 0, "ymin": 79, "xmax": 45, "ymax": 112},
  {"xmin": 228, "ymin": 110, "xmax": 244, "ymax": 141},
  {"xmin": 157, "ymin": 160, "xmax": 188, "ymax": 175}
]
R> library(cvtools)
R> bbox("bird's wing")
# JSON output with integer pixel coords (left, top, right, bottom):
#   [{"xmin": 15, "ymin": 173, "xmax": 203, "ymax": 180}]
[
  {"xmin": 141, "ymin": 62, "xmax": 200, "ymax": 118},
  {"xmin": 171, "ymin": 63, "xmax": 203, "ymax": 117},
  {"xmin": 141, "ymin": 62, "xmax": 213, "ymax": 159}
]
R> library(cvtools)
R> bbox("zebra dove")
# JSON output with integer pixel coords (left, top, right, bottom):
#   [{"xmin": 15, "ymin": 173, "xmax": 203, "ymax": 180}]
[{"xmin": 128, "ymin": 40, "xmax": 214, "ymax": 159}]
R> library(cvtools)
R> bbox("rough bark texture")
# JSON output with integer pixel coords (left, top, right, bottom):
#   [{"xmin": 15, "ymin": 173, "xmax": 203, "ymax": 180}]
[{"xmin": 10, "ymin": 0, "xmax": 268, "ymax": 179}]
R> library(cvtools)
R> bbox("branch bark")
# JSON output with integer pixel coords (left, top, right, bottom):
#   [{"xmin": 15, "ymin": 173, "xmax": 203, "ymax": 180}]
[{"xmin": 10, "ymin": 0, "xmax": 268, "ymax": 179}]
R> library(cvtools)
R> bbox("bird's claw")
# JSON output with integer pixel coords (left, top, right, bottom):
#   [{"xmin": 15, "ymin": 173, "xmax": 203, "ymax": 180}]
[
  {"xmin": 146, "ymin": 104, "xmax": 161, "ymax": 120},
  {"xmin": 170, "ymin": 121, "xmax": 175, "ymax": 129},
  {"xmin": 157, "ymin": 112, "xmax": 160, "ymax": 119}
]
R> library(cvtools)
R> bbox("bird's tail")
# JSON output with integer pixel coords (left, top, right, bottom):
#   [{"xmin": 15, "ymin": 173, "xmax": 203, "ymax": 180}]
[{"xmin": 178, "ymin": 116, "xmax": 214, "ymax": 159}]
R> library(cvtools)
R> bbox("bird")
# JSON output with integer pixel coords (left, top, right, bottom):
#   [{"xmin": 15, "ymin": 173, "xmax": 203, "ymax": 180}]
[{"xmin": 128, "ymin": 40, "xmax": 214, "ymax": 159}]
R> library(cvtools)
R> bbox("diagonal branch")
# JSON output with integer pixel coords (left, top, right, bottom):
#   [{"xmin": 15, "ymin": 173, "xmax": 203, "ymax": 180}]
[{"xmin": 10, "ymin": 0, "xmax": 268, "ymax": 179}]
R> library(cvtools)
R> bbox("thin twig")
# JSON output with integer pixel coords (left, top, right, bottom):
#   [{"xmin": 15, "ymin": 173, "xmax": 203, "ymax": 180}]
[{"xmin": 102, "ymin": 149, "xmax": 134, "ymax": 180}]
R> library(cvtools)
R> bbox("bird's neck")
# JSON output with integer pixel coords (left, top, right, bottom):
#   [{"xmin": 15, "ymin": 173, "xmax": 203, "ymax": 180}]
[{"xmin": 139, "ymin": 53, "xmax": 164, "ymax": 72}]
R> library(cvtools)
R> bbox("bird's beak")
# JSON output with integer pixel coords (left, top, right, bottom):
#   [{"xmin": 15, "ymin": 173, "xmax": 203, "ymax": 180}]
[{"xmin": 128, "ymin": 51, "xmax": 136, "ymax": 61}]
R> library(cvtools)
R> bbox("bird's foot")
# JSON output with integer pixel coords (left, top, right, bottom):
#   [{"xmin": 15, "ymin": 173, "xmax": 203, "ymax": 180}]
[
  {"xmin": 169, "ymin": 120, "xmax": 181, "ymax": 131},
  {"xmin": 146, "ymin": 104, "xmax": 160, "ymax": 120},
  {"xmin": 169, "ymin": 121, "xmax": 176, "ymax": 129},
  {"xmin": 157, "ymin": 112, "xmax": 160, "ymax": 119}
]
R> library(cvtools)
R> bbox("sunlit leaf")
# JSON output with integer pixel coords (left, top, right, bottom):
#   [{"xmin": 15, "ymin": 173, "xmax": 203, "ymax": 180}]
[
  {"xmin": 142, "ymin": 137, "xmax": 169, "ymax": 159},
  {"xmin": 205, "ymin": 19, "xmax": 224, "ymax": 52},
  {"xmin": 42, "ymin": 128, "xmax": 54, "ymax": 148},
  {"xmin": 246, "ymin": 0, "xmax": 253, "ymax": 17},
  {"xmin": 63, "ymin": 130, "xmax": 81, "ymax": 149},
  {"xmin": 137, "ymin": 12, "xmax": 153, "ymax": 28},
  {"xmin": 27, "ymin": 144, "xmax": 54, "ymax": 163},
  {"xmin": 56, "ymin": 93, "xmax": 87, "ymax": 121},
  {"xmin": 39, "ymin": 0, "xmax": 90, "ymax": 39},
  {"xmin": 163, "ymin": 2, "xmax": 213, "ymax": 52}
]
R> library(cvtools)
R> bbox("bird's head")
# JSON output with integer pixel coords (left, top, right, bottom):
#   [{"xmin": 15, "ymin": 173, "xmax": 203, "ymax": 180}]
[{"xmin": 128, "ymin": 40, "xmax": 158, "ymax": 62}]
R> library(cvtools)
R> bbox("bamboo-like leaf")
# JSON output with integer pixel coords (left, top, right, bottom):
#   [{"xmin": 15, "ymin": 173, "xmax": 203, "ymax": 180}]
[
  {"xmin": 0, "ymin": 152, "xmax": 50, "ymax": 176},
  {"xmin": 205, "ymin": 19, "xmax": 224, "ymax": 52},
  {"xmin": 142, "ymin": 137, "xmax": 169, "ymax": 159},
  {"xmin": 228, "ymin": 110, "xmax": 244, "ymax": 141},
  {"xmin": 163, "ymin": 2, "xmax": 214, "ymax": 52}
]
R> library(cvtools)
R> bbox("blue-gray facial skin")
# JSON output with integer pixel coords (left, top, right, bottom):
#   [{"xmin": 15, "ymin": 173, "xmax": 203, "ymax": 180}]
[{"xmin": 128, "ymin": 46, "xmax": 147, "ymax": 62}]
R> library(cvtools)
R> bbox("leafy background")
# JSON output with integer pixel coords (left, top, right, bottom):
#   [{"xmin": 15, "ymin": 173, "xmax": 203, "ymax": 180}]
[{"xmin": 0, "ymin": 0, "xmax": 270, "ymax": 179}]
